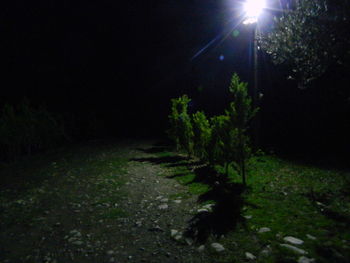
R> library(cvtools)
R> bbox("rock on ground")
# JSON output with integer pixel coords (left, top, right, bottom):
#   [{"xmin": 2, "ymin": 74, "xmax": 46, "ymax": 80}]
[
  {"xmin": 258, "ymin": 227, "xmax": 271, "ymax": 233},
  {"xmin": 283, "ymin": 236, "xmax": 304, "ymax": 245},
  {"xmin": 197, "ymin": 245, "xmax": 205, "ymax": 252},
  {"xmin": 280, "ymin": 244, "xmax": 307, "ymax": 255},
  {"xmin": 306, "ymin": 234, "xmax": 316, "ymax": 240},
  {"xmin": 298, "ymin": 256, "xmax": 315, "ymax": 263},
  {"xmin": 245, "ymin": 252, "xmax": 256, "ymax": 260},
  {"xmin": 211, "ymin": 243, "xmax": 225, "ymax": 252}
]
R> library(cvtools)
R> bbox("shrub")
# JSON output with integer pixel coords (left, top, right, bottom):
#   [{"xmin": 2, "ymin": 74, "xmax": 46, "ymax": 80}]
[
  {"xmin": 192, "ymin": 111, "xmax": 211, "ymax": 160},
  {"xmin": 207, "ymin": 115, "xmax": 229, "ymax": 168},
  {"xmin": 167, "ymin": 73, "xmax": 258, "ymax": 185},
  {"xmin": 168, "ymin": 95, "xmax": 194, "ymax": 158},
  {"xmin": 0, "ymin": 99, "xmax": 67, "ymax": 161},
  {"xmin": 226, "ymin": 73, "xmax": 258, "ymax": 185}
]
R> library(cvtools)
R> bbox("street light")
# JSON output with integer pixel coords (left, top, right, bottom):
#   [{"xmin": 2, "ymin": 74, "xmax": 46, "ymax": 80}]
[
  {"xmin": 243, "ymin": 0, "xmax": 265, "ymax": 24},
  {"xmin": 242, "ymin": 0, "xmax": 265, "ymax": 148}
]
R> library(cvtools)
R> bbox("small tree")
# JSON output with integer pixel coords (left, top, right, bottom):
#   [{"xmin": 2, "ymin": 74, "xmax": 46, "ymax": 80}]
[
  {"xmin": 168, "ymin": 95, "xmax": 194, "ymax": 158},
  {"xmin": 0, "ymin": 99, "xmax": 67, "ymax": 161},
  {"xmin": 167, "ymin": 74, "xmax": 257, "ymax": 185},
  {"xmin": 192, "ymin": 111, "xmax": 211, "ymax": 161},
  {"xmin": 226, "ymin": 73, "xmax": 258, "ymax": 185},
  {"xmin": 207, "ymin": 115, "xmax": 230, "ymax": 169}
]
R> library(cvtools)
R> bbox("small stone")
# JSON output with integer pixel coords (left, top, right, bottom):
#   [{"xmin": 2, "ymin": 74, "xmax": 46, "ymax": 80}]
[
  {"xmin": 106, "ymin": 250, "xmax": 114, "ymax": 255},
  {"xmin": 135, "ymin": 221, "xmax": 142, "ymax": 227},
  {"xmin": 298, "ymin": 256, "xmax": 315, "ymax": 263},
  {"xmin": 128, "ymin": 255, "xmax": 132, "ymax": 260},
  {"xmin": 156, "ymin": 196, "xmax": 163, "ymax": 200},
  {"xmin": 316, "ymin": 201, "xmax": 325, "ymax": 207},
  {"xmin": 170, "ymin": 229, "xmax": 178, "ymax": 237},
  {"xmin": 244, "ymin": 215, "xmax": 252, "ymax": 219},
  {"xmin": 72, "ymin": 241, "xmax": 83, "ymax": 246},
  {"xmin": 283, "ymin": 236, "xmax": 304, "ymax": 245},
  {"xmin": 211, "ymin": 243, "xmax": 225, "ymax": 252},
  {"xmin": 197, "ymin": 209, "xmax": 209, "ymax": 213},
  {"xmin": 197, "ymin": 245, "xmax": 205, "ymax": 252},
  {"xmin": 166, "ymin": 252, "xmax": 171, "ymax": 257},
  {"xmin": 306, "ymin": 234, "xmax": 316, "ymax": 240},
  {"xmin": 258, "ymin": 227, "xmax": 271, "ymax": 233},
  {"xmin": 160, "ymin": 198, "xmax": 168, "ymax": 202},
  {"xmin": 280, "ymin": 244, "xmax": 307, "ymax": 255},
  {"xmin": 245, "ymin": 252, "xmax": 256, "ymax": 260},
  {"xmin": 260, "ymin": 248, "xmax": 271, "ymax": 256},
  {"xmin": 158, "ymin": 204, "xmax": 168, "ymax": 210},
  {"xmin": 173, "ymin": 200, "xmax": 182, "ymax": 204},
  {"xmin": 202, "ymin": 204, "xmax": 214, "ymax": 211},
  {"xmin": 185, "ymin": 237, "xmax": 194, "ymax": 245},
  {"xmin": 109, "ymin": 257, "xmax": 115, "ymax": 262},
  {"xmin": 174, "ymin": 234, "xmax": 182, "ymax": 240}
]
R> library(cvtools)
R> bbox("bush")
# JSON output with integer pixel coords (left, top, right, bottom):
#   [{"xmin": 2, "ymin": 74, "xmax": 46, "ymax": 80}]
[
  {"xmin": 226, "ymin": 73, "xmax": 258, "ymax": 185},
  {"xmin": 168, "ymin": 95, "xmax": 194, "ymax": 158},
  {"xmin": 207, "ymin": 115, "xmax": 229, "ymax": 168},
  {"xmin": 167, "ymin": 73, "xmax": 258, "ymax": 185},
  {"xmin": 0, "ymin": 99, "xmax": 67, "ymax": 161},
  {"xmin": 192, "ymin": 111, "xmax": 211, "ymax": 161}
]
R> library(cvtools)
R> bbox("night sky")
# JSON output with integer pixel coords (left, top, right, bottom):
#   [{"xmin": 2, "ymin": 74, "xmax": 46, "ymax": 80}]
[{"xmin": 1, "ymin": 0, "xmax": 349, "ymax": 160}]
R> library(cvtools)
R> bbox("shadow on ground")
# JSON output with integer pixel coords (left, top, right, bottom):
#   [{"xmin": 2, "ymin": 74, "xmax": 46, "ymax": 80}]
[
  {"xmin": 184, "ymin": 182, "xmax": 248, "ymax": 243},
  {"xmin": 132, "ymin": 146, "xmax": 202, "ymax": 168},
  {"xmin": 132, "ymin": 146, "xmax": 251, "ymax": 244},
  {"xmin": 130, "ymin": 156, "xmax": 188, "ymax": 165},
  {"xmin": 136, "ymin": 146, "xmax": 172, "ymax": 155}
]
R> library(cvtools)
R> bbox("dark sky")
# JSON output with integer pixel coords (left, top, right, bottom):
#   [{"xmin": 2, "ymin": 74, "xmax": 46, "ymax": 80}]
[
  {"xmin": 1, "ymin": 0, "xmax": 261, "ymax": 131},
  {"xmin": 1, "ymin": 1, "xmax": 265, "ymax": 100}
]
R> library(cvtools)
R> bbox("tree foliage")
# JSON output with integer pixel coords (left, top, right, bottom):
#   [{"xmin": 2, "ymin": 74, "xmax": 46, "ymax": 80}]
[
  {"xmin": 0, "ymin": 99, "xmax": 67, "ymax": 161},
  {"xmin": 168, "ymin": 95, "xmax": 194, "ymax": 157},
  {"xmin": 192, "ymin": 111, "xmax": 211, "ymax": 160},
  {"xmin": 207, "ymin": 114, "xmax": 230, "ymax": 169},
  {"xmin": 225, "ymin": 73, "xmax": 258, "ymax": 184},
  {"xmin": 168, "ymin": 73, "xmax": 258, "ymax": 185},
  {"xmin": 260, "ymin": 0, "xmax": 350, "ymax": 87}
]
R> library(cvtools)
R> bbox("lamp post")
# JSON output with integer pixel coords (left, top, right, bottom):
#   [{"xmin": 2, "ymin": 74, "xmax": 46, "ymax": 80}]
[{"xmin": 242, "ymin": 0, "xmax": 265, "ymax": 148}]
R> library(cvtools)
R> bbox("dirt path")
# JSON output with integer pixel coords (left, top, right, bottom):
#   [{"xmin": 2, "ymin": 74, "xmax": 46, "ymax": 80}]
[
  {"xmin": 111, "ymin": 144, "xmax": 210, "ymax": 263},
  {"xmin": 0, "ymin": 141, "xmax": 213, "ymax": 263}
]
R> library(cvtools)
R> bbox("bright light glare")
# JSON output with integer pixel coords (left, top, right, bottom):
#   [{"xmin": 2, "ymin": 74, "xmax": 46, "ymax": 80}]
[
  {"xmin": 243, "ymin": 17, "xmax": 258, "ymax": 25},
  {"xmin": 243, "ymin": 0, "xmax": 265, "ymax": 19}
]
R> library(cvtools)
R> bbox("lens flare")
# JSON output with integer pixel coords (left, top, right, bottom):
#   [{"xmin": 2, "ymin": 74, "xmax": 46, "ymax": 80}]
[{"xmin": 243, "ymin": 0, "xmax": 265, "ymax": 19}]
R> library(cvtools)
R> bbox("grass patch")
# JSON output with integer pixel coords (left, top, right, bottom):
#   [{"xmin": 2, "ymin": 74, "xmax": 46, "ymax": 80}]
[
  {"xmin": 155, "ymin": 149, "xmax": 350, "ymax": 263},
  {"xmin": 101, "ymin": 207, "xmax": 128, "ymax": 219}
]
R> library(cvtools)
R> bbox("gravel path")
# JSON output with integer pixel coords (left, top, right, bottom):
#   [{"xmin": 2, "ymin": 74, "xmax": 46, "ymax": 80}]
[
  {"xmin": 110, "ymin": 144, "xmax": 211, "ymax": 263},
  {"xmin": 0, "ymin": 141, "xmax": 215, "ymax": 263}
]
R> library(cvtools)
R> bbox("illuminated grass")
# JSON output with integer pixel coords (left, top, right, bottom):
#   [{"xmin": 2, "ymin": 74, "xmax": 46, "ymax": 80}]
[{"xmin": 156, "ymin": 150, "xmax": 350, "ymax": 263}]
